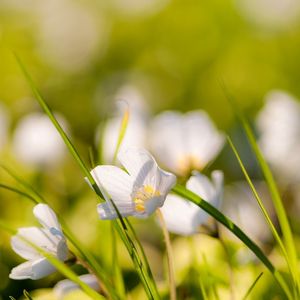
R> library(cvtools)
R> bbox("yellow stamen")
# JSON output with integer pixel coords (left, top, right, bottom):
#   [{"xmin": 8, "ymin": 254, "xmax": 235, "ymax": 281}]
[
  {"xmin": 133, "ymin": 185, "xmax": 161, "ymax": 213},
  {"xmin": 177, "ymin": 155, "xmax": 203, "ymax": 175}
]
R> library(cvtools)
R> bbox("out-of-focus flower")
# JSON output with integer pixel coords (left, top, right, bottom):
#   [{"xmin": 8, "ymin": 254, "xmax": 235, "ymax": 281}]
[
  {"xmin": 54, "ymin": 274, "xmax": 100, "ymax": 300},
  {"xmin": 0, "ymin": 103, "xmax": 9, "ymax": 151},
  {"xmin": 36, "ymin": 0, "xmax": 108, "ymax": 73},
  {"xmin": 100, "ymin": 86, "xmax": 149, "ymax": 164},
  {"xmin": 150, "ymin": 110, "xmax": 224, "ymax": 176},
  {"xmin": 12, "ymin": 112, "xmax": 67, "ymax": 168},
  {"xmin": 110, "ymin": 0, "xmax": 170, "ymax": 17},
  {"xmin": 10, "ymin": 204, "xmax": 68, "ymax": 280},
  {"xmin": 222, "ymin": 181, "xmax": 272, "ymax": 244},
  {"xmin": 235, "ymin": 0, "xmax": 300, "ymax": 31},
  {"xmin": 256, "ymin": 90, "xmax": 300, "ymax": 182},
  {"xmin": 160, "ymin": 171, "xmax": 223, "ymax": 236},
  {"xmin": 91, "ymin": 148, "xmax": 176, "ymax": 219}
]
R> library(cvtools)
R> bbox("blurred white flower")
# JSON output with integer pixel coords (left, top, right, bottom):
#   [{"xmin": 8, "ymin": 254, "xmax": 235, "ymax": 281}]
[
  {"xmin": 12, "ymin": 112, "xmax": 67, "ymax": 168},
  {"xmin": 222, "ymin": 181, "xmax": 272, "ymax": 243},
  {"xmin": 161, "ymin": 171, "xmax": 223, "ymax": 236},
  {"xmin": 36, "ymin": 0, "xmax": 108, "ymax": 72},
  {"xmin": 100, "ymin": 86, "xmax": 149, "ymax": 164},
  {"xmin": 10, "ymin": 204, "xmax": 68, "ymax": 280},
  {"xmin": 235, "ymin": 0, "xmax": 300, "ymax": 31},
  {"xmin": 91, "ymin": 147, "xmax": 176, "ymax": 219},
  {"xmin": 54, "ymin": 274, "xmax": 99, "ymax": 300},
  {"xmin": 150, "ymin": 110, "xmax": 224, "ymax": 176},
  {"xmin": 0, "ymin": 103, "xmax": 9, "ymax": 151},
  {"xmin": 111, "ymin": 0, "xmax": 170, "ymax": 17},
  {"xmin": 256, "ymin": 90, "xmax": 300, "ymax": 181}
]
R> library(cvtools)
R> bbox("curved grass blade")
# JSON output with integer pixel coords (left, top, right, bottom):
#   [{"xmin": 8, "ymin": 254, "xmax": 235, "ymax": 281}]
[
  {"xmin": 222, "ymin": 84, "xmax": 299, "ymax": 295},
  {"xmin": 112, "ymin": 103, "xmax": 129, "ymax": 163},
  {"xmin": 172, "ymin": 184, "xmax": 292, "ymax": 299},
  {"xmin": 227, "ymin": 137, "xmax": 293, "ymax": 277},
  {"xmin": 242, "ymin": 272, "xmax": 263, "ymax": 300},
  {"xmin": 14, "ymin": 53, "xmax": 103, "ymax": 199}
]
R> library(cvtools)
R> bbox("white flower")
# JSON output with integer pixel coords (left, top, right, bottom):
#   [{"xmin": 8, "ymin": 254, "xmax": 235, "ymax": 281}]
[
  {"xmin": 223, "ymin": 181, "xmax": 272, "ymax": 243},
  {"xmin": 150, "ymin": 110, "xmax": 224, "ymax": 176},
  {"xmin": 99, "ymin": 86, "xmax": 149, "ymax": 164},
  {"xmin": 10, "ymin": 204, "xmax": 68, "ymax": 280},
  {"xmin": 256, "ymin": 90, "xmax": 300, "ymax": 181},
  {"xmin": 235, "ymin": 0, "xmax": 300, "ymax": 31},
  {"xmin": 54, "ymin": 274, "xmax": 100, "ymax": 300},
  {"xmin": 91, "ymin": 148, "xmax": 176, "ymax": 219},
  {"xmin": 160, "ymin": 171, "xmax": 223, "ymax": 236},
  {"xmin": 36, "ymin": 0, "xmax": 108, "ymax": 73},
  {"xmin": 12, "ymin": 112, "xmax": 67, "ymax": 168}
]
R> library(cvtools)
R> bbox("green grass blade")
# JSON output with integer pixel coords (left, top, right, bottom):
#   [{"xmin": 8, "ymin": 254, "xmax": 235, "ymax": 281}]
[
  {"xmin": 222, "ymin": 86, "xmax": 299, "ymax": 294},
  {"xmin": 0, "ymin": 183, "xmax": 39, "ymax": 204},
  {"xmin": 227, "ymin": 136, "xmax": 293, "ymax": 277},
  {"xmin": 172, "ymin": 184, "xmax": 292, "ymax": 299},
  {"xmin": 14, "ymin": 53, "xmax": 103, "ymax": 198},
  {"xmin": 112, "ymin": 104, "xmax": 129, "ymax": 164},
  {"xmin": 242, "ymin": 272, "xmax": 263, "ymax": 300},
  {"xmin": 23, "ymin": 290, "xmax": 33, "ymax": 300},
  {"xmin": 111, "ymin": 224, "xmax": 126, "ymax": 298}
]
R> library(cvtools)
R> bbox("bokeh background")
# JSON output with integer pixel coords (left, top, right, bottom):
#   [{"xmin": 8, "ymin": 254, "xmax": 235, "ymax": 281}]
[{"xmin": 1, "ymin": 0, "xmax": 300, "ymax": 299}]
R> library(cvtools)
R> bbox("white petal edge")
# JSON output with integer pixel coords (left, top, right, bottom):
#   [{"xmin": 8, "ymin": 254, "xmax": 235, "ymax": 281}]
[{"xmin": 9, "ymin": 257, "xmax": 56, "ymax": 280}]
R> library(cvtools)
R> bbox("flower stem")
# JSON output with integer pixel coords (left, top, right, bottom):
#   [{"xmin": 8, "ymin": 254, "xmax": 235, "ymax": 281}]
[{"xmin": 156, "ymin": 209, "xmax": 176, "ymax": 300}]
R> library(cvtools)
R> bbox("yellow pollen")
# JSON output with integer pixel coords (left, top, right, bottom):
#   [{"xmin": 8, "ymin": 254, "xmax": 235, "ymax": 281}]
[
  {"xmin": 133, "ymin": 185, "xmax": 161, "ymax": 213},
  {"xmin": 177, "ymin": 155, "xmax": 203, "ymax": 176}
]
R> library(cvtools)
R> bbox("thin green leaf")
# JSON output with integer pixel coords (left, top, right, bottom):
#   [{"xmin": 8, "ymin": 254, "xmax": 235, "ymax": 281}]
[
  {"xmin": 111, "ymin": 224, "xmax": 126, "ymax": 298},
  {"xmin": 23, "ymin": 290, "xmax": 33, "ymax": 300},
  {"xmin": 112, "ymin": 104, "xmax": 129, "ymax": 163},
  {"xmin": 0, "ymin": 183, "xmax": 39, "ymax": 204},
  {"xmin": 172, "ymin": 184, "xmax": 292, "ymax": 299},
  {"xmin": 227, "ymin": 136, "xmax": 293, "ymax": 277},
  {"xmin": 242, "ymin": 272, "xmax": 264, "ymax": 300},
  {"xmin": 222, "ymin": 84, "xmax": 299, "ymax": 294},
  {"xmin": 14, "ymin": 53, "xmax": 103, "ymax": 199}
]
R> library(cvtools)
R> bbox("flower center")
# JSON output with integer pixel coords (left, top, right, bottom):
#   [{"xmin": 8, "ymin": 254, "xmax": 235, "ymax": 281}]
[
  {"xmin": 177, "ymin": 155, "xmax": 203, "ymax": 175},
  {"xmin": 133, "ymin": 185, "xmax": 161, "ymax": 213}
]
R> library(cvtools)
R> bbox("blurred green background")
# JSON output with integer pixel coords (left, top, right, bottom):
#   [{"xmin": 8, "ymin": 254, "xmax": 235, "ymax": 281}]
[{"xmin": 1, "ymin": 0, "xmax": 300, "ymax": 299}]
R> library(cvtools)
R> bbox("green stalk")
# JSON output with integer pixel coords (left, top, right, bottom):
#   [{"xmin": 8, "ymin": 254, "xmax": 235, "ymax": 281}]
[
  {"xmin": 172, "ymin": 184, "xmax": 292, "ymax": 299},
  {"xmin": 242, "ymin": 272, "xmax": 263, "ymax": 300}
]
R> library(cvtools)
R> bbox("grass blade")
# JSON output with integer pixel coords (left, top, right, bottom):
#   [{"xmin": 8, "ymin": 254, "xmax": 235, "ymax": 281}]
[
  {"xmin": 242, "ymin": 272, "xmax": 263, "ymax": 300},
  {"xmin": 14, "ymin": 53, "xmax": 103, "ymax": 198},
  {"xmin": 112, "ymin": 103, "xmax": 129, "ymax": 163},
  {"xmin": 222, "ymin": 85, "xmax": 299, "ymax": 294},
  {"xmin": 172, "ymin": 184, "xmax": 292, "ymax": 299},
  {"xmin": 227, "ymin": 136, "xmax": 293, "ymax": 277}
]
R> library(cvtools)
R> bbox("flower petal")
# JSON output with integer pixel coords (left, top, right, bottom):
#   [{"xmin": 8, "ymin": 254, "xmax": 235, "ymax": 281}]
[
  {"xmin": 12, "ymin": 227, "xmax": 61, "ymax": 258},
  {"xmin": 184, "ymin": 111, "xmax": 225, "ymax": 168},
  {"xmin": 9, "ymin": 257, "xmax": 56, "ymax": 280},
  {"xmin": 91, "ymin": 165, "xmax": 133, "ymax": 206},
  {"xmin": 33, "ymin": 204, "xmax": 62, "ymax": 234},
  {"xmin": 149, "ymin": 111, "xmax": 187, "ymax": 173},
  {"xmin": 160, "ymin": 194, "xmax": 206, "ymax": 235},
  {"xmin": 187, "ymin": 172, "xmax": 215, "ymax": 202},
  {"xmin": 54, "ymin": 274, "xmax": 99, "ymax": 299},
  {"xmin": 97, "ymin": 202, "xmax": 135, "ymax": 220}
]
